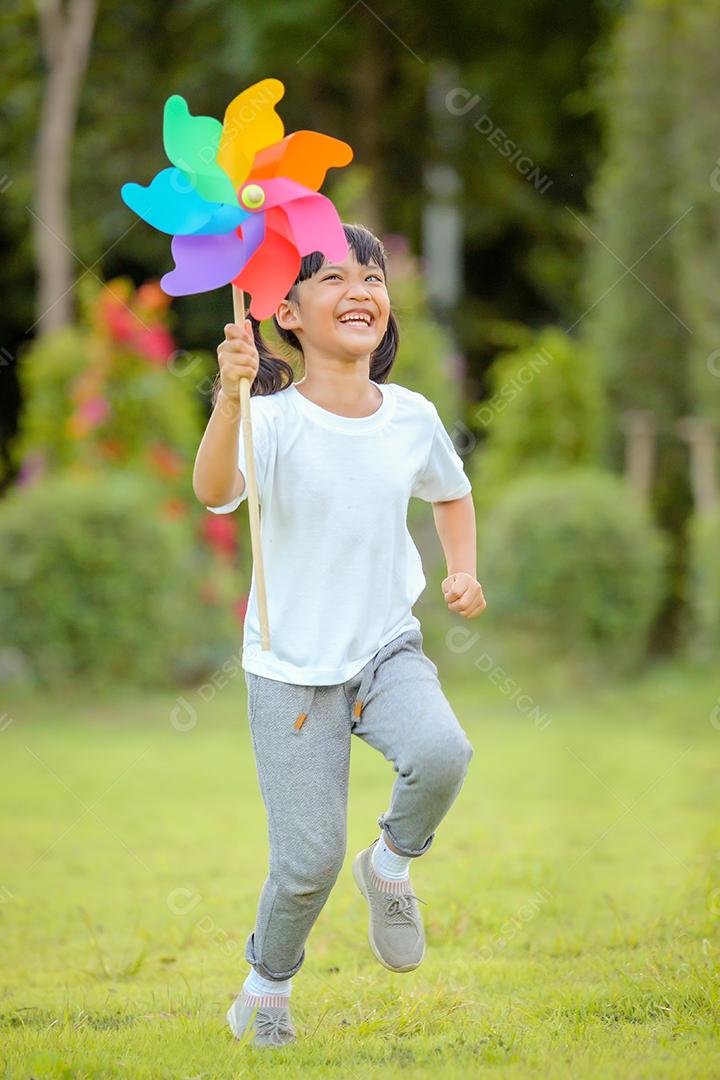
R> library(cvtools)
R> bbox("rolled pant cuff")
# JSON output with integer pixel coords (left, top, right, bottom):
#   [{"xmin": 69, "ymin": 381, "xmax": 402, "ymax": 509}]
[
  {"xmin": 377, "ymin": 816, "xmax": 435, "ymax": 858},
  {"xmin": 244, "ymin": 931, "xmax": 305, "ymax": 981}
]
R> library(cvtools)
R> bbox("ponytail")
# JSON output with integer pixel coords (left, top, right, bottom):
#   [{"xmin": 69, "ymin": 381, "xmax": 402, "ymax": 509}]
[{"xmin": 210, "ymin": 316, "xmax": 295, "ymax": 409}]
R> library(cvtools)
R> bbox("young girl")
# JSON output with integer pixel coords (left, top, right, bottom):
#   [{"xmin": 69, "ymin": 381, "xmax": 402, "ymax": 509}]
[{"xmin": 193, "ymin": 223, "xmax": 486, "ymax": 1049}]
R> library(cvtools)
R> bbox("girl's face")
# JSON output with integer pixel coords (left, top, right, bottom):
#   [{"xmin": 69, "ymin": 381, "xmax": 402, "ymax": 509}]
[{"xmin": 277, "ymin": 253, "xmax": 390, "ymax": 361}]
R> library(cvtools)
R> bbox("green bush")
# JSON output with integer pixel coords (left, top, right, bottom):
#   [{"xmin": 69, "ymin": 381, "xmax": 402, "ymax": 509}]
[
  {"xmin": 684, "ymin": 509, "xmax": 720, "ymax": 663},
  {"xmin": 0, "ymin": 472, "xmax": 242, "ymax": 690},
  {"xmin": 477, "ymin": 469, "xmax": 666, "ymax": 670},
  {"xmin": 473, "ymin": 326, "xmax": 606, "ymax": 482}
]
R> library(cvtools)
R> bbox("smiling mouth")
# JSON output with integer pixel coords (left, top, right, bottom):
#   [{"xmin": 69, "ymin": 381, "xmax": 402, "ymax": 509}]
[{"xmin": 337, "ymin": 316, "xmax": 375, "ymax": 329}]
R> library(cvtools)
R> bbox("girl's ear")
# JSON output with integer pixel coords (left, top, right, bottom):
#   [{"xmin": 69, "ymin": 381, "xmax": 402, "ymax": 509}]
[{"xmin": 276, "ymin": 299, "xmax": 301, "ymax": 331}]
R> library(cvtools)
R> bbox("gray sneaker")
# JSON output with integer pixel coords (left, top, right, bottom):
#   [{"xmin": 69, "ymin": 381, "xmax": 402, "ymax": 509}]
[
  {"xmin": 226, "ymin": 991, "xmax": 297, "ymax": 1048},
  {"xmin": 352, "ymin": 838, "xmax": 427, "ymax": 972}
]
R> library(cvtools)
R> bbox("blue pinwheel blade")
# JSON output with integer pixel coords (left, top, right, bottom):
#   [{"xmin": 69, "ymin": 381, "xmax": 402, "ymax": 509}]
[{"xmin": 120, "ymin": 167, "xmax": 250, "ymax": 236}]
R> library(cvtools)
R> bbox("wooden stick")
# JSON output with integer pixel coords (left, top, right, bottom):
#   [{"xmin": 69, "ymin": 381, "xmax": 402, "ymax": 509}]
[{"xmin": 232, "ymin": 284, "xmax": 271, "ymax": 650}]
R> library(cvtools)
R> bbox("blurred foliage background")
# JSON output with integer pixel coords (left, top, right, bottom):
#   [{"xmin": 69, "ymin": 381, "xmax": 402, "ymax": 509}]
[{"xmin": 1, "ymin": 0, "xmax": 718, "ymax": 688}]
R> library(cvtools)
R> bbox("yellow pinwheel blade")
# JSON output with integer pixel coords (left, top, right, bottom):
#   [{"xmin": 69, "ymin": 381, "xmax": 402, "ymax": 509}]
[{"xmin": 217, "ymin": 78, "xmax": 286, "ymax": 191}]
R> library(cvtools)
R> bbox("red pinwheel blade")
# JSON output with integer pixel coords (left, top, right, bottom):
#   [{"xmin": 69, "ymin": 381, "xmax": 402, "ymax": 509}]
[{"xmin": 233, "ymin": 208, "xmax": 301, "ymax": 320}]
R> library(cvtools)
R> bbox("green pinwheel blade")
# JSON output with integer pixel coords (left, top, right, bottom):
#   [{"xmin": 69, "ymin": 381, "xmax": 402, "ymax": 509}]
[{"xmin": 163, "ymin": 94, "xmax": 239, "ymax": 205}]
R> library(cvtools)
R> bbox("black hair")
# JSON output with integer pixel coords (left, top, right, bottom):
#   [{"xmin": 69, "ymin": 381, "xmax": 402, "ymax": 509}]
[{"xmin": 211, "ymin": 222, "xmax": 399, "ymax": 407}]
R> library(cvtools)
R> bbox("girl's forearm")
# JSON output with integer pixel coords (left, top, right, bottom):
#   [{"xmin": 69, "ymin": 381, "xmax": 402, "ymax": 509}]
[
  {"xmin": 431, "ymin": 493, "xmax": 477, "ymax": 577},
  {"xmin": 192, "ymin": 389, "xmax": 244, "ymax": 506}
]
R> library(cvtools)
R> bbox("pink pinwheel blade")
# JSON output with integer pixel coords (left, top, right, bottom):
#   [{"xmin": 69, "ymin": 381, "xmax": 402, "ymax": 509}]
[
  {"xmin": 240, "ymin": 177, "xmax": 348, "ymax": 260},
  {"xmin": 279, "ymin": 192, "xmax": 348, "ymax": 261},
  {"xmin": 160, "ymin": 214, "xmax": 265, "ymax": 296},
  {"xmin": 241, "ymin": 176, "xmax": 311, "ymax": 208}
]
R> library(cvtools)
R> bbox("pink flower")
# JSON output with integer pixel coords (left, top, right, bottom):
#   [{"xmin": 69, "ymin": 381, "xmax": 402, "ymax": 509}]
[
  {"xmin": 99, "ymin": 283, "xmax": 176, "ymax": 363},
  {"xmin": 203, "ymin": 513, "xmax": 237, "ymax": 559},
  {"xmin": 102, "ymin": 296, "xmax": 137, "ymax": 344},
  {"xmin": 136, "ymin": 281, "xmax": 171, "ymax": 314},
  {"xmin": 78, "ymin": 395, "xmax": 110, "ymax": 426},
  {"xmin": 233, "ymin": 594, "xmax": 249, "ymax": 624},
  {"xmin": 136, "ymin": 326, "xmax": 175, "ymax": 364}
]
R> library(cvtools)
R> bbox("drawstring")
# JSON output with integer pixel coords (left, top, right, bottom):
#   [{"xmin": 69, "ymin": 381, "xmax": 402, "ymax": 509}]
[
  {"xmin": 352, "ymin": 629, "xmax": 417, "ymax": 719},
  {"xmin": 292, "ymin": 657, "xmax": 373, "ymax": 732},
  {"xmin": 292, "ymin": 629, "xmax": 421, "ymax": 732},
  {"xmin": 293, "ymin": 685, "xmax": 317, "ymax": 731},
  {"xmin": 353, "ymin": 663, "xmax": 375, "ymax": 720},
  {"xmin": 351, "ymin": 634, "xmax": 405, "ymax": 721}
]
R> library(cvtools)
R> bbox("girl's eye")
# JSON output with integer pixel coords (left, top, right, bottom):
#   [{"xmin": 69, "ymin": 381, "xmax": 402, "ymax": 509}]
[{"xmin": 323, "ymin": 273, "xmax": 384, "ymax": 281}]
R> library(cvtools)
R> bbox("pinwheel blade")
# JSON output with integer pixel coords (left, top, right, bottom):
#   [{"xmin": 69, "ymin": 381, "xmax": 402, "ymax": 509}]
[
  {"xmin": 238, "ymin": 178, "xmax": 350, "ymax": 261},
  {"xmin": 232, "ymin": 212, "xmax": 301, "ymax": 320},
  {"xmin": 217, "ymin": 78, "xmax": 286, "ymax": 191},
  {"xmin": 161, "ymin": 213, "xmax": 266, "ymax": 296},
  {"xmin": 163, "ymin": 95, "xmax": 239, "ymax": 205},
  {"xmin": 279, "ymin": 191, "xmax": 349, "ymax": 261},
  {"xmin": 121, "ymin": 168, "xmax": 250, "ymax": 236},
  {"xmin": 248, "ymin": 130, "xmax": 353, "ymax": 190}
]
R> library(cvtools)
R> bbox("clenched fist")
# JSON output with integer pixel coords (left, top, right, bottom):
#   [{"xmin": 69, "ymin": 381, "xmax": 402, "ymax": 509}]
[
  {"xmin": 442, "ymin": 573, "xmax": 486, "ymax": 618},
  {"xmin": 216, "ymin": 320, "xmax": 259, "ymax": 403}
]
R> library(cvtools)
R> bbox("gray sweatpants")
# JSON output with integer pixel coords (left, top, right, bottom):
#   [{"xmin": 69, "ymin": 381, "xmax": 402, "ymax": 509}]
[{"xmin": 243, "ymin": 627, "xmax": 474, "ymax": 982}]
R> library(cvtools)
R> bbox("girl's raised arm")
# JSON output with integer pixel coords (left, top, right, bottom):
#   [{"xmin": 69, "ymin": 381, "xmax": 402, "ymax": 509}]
[
  {"xmin": 193, "ymin": 389, "xmax": 246, "ymax": 508},
  {"xmin": 192, "ymin": 321, "xmax": 258, "ymax": 508}
]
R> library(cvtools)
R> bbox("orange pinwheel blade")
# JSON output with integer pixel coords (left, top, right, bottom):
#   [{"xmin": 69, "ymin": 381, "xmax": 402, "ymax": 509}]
[{"xmin": 248, "ymin": 131, "xmax": 353, "ymax": 191}]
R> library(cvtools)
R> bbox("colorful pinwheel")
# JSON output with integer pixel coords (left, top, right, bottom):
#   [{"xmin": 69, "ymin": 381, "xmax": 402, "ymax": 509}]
[
  {"xmin": 120, "ymin": 77, "xmax": 354, "ymax": 318},
  {"xmin": 120, "ymin": 77, "xmax": 354, "ymax": 651}
]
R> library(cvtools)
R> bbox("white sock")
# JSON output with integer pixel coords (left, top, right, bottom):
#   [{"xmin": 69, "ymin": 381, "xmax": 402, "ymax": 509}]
[
  {"xmin": 371, "ymin": 832, "xmax": 411, "ymax": 880},
  {"xmin": 243, "ymin": 966, "xmax": 292, "ymax": 999}
]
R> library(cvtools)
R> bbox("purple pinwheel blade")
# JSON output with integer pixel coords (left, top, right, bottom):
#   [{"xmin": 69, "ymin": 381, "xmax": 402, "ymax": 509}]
[{"xmin": 160, "ymin": 213, "xmax": 266, "ymax": 296}]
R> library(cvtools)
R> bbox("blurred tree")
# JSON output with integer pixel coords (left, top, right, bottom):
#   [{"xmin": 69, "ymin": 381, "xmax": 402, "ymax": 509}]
[
  {"xmin": 1, "ymin": 0, "xmax": 613, "ymax": 487},
  {"xmin": 578, "ymin": 0, "xmax": 720, "ymax": 653},
  {"xmin": 582, "ymin": 0, "xmax": 689, "ymax": 437},
  {"xmin": 33, "ymin": 0, "xmax": 98, "ymax": 335},
  {"xmin": 671, "ymin": 1, "xmax": 720, "ymax": 436}
]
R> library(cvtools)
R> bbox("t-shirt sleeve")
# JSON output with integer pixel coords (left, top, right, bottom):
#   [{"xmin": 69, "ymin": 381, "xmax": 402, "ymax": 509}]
[
  {"xmin": 206, "ymin": 397, "xmax": 275, "ymax": 514},
  {"xmin": 411, "ymin": 406, "xmax": 472, "ymax": 503}
]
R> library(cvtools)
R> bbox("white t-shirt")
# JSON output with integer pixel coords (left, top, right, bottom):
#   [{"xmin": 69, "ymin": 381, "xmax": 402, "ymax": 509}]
[{"xmin": 207, "ymin": 381, "xmax": 472, "ymax": 684}]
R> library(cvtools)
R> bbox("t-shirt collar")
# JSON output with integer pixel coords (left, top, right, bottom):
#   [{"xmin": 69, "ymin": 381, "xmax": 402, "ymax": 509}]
[{"xmin": 288, "ymin": 381, "xmax": 394, "ymax": 433}]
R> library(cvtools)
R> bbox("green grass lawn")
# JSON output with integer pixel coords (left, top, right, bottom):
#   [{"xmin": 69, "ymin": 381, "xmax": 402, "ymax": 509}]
[{"xmin": 1, "ymin": 658, "xmax": 718, "ymax": 1078}]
